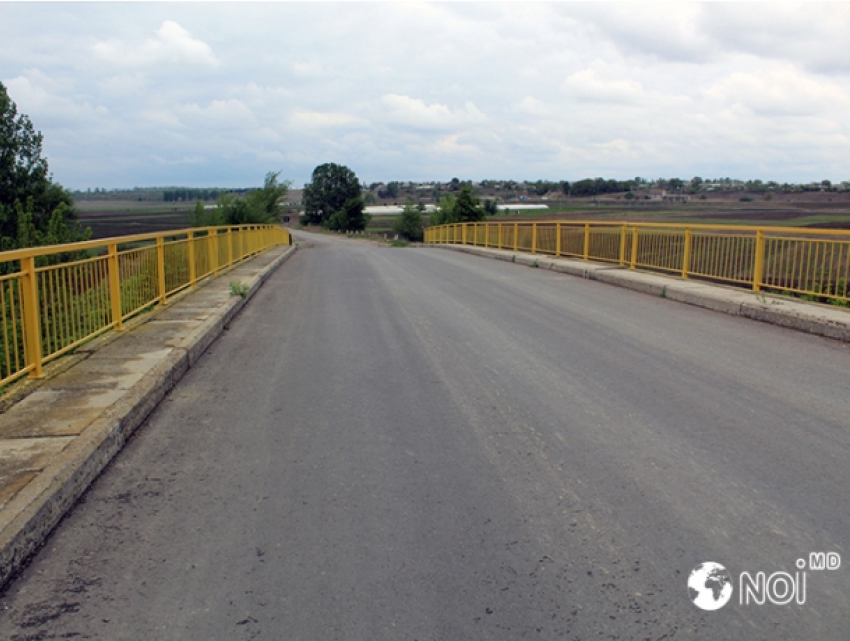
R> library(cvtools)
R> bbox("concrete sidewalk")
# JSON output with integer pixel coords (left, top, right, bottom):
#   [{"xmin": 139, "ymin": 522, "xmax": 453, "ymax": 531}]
[
  {"xmin": 0, "ymin": 244, "xmax": 296, "ymax": 589},
  {"xmin": 432, "ymin": 243, "xmax": 850, "ymax": 343}
]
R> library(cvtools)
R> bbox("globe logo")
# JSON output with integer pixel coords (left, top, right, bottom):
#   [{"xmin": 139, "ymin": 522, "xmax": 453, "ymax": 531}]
[{"xmin": 688, "ymin": 562, "xmax": 733, "ymax": 610}]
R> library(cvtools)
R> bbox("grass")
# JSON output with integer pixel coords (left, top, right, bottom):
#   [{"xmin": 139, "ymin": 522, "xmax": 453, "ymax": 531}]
[{"xmin": 229, "ymin": 281, "xmax": 250, "ymax": 299}]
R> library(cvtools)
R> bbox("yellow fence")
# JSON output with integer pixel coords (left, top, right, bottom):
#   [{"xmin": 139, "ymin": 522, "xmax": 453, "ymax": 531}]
[
  {"xmin": 426, "ymin": 220, "xmax": 850, "ymax": 304},
  {"xmin": 0, "ymin": 224, "xmax": 290, "ymax": 386}
]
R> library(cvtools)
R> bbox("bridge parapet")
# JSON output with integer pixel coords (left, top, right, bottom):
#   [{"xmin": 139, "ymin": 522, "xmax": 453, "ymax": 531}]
[
  {"xmin": 426, "ymin": 221, "xmax": 850, "ymax": 307},
  {"xmin": 0, "ymin": 225, "xmax": 290, "ymax": 387}
]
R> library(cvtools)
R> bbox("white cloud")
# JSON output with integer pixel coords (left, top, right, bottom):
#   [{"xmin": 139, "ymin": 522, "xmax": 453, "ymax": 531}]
[
  {"xmin": 698, "ymin": 4, "xmax": 850, "ymax": 75},
  {"xmin": 92, "ymin": 21, "xmax": 218, "ymax": 68},
  {"xmin": 562, "ymin": 70, "xmax": 646, "ymax": 106},
  {"xmin": 516, "ymin": 97, "xmax": 553, "ymax": 117},
  {"xmin": 291, "ymin": 61, "xmax": 329, "ymax": 79},
  {"xmin": 431, "ymin": 134, "xmax": 481, "ymax": 157},
  {"xmin": 704, "ymin": 65, "xmax": 850, "ymax": 117},
  {"xmin": 178, "ymin": 99, "xmax": 256, "ymax": 129},
  {"xmin": 6, "ymin": 73, "xmax": 109, "ymax": 125},
  {"xmin": 379, "ymin": 94, "xmax": 487, "ymax": 132},
  {"xmin": 567, "ymin": 4, "xmax": 716, "ymax": 64},
  {"xmin": 98, "ymin": 73, "xmax": 147, "ymax": 97},
  {"xmin": 139, "ymin": 108, "xmax": 184, "ymax": 129},
  {"xmin": 152, "ymin": 154, "xmax": 207, "ymax": 166},
  {"xmin": 289, "ymin": 111, "xmax": 368, "ymax": 129}
]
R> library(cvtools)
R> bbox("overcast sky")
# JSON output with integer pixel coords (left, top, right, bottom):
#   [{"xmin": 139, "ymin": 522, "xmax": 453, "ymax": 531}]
[{"xmin": 2, "ymin": 2, "xmax": 849, "ymax": 190}]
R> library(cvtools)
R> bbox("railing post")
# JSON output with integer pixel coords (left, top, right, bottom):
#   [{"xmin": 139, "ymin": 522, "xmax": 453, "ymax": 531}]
[
  {"xmin": 209, "ymin": 229, "xmax": 218, "ymax": 274},
  {"xmin": 532, "ymin": 223, "xmax": 538, "ymax": 254},
  {"xmin": 156, "ymin": 236, "xmax": 167, "ymax": 305},
  {"xmin": 21, "ymin": 256, "xmax": 44, "ymax": 379},
  {"xmin": 556, "ymin": 222, "xmax": 561, "ymax": 257},
  {"xmin": 583, "ymin": 223, "xmax": 590, "ymax": 260},
  {"xmin": 227, "ymin": 228, "xmax": 234, "ymax": 266},
  {"xmin": 619, "ymin": 224, "xmax": 626, "ymax": 266},
  {"xmin": 753, "ymin": 230, "xmax": 765, "ymax": 292},
  {"xmin": 514, "ymin": 222, "xmax": 519, "ymax": 252},
  {"xmin": 498, "ymin": 223, "xmax": 503, "ymax": 249},
  {"xmin": 682, "ymin": 227, "xmax": 692, "ymax": 279},
  {"xmin": 630, "ymin": 226, "xmax": 639, "ymax": 269},
  {"xmin": 462, "ymin": 224, "xmax": 466, "ymax": 245},
  {"xmin": 187, "ymin": 231, "xmax": 197, "ymax": 288},
  {"xmin": 108, "ymin": 243, "xmax": 123, "ymax": 330},
  {"xmin": 484, "ymin": 222, "xmax": 489, "ymax": 248}
]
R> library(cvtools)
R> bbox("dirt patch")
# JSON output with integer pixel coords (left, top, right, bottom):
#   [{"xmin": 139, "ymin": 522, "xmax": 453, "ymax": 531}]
[{"xmin": 77, "ymin": 210, "xmax": 192, "ymax": 239}]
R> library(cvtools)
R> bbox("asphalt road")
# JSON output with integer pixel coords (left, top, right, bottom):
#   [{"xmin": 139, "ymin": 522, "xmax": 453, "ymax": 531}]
[{"xmin": 1, "ymin": 231, "xmax": 849, "ymax": 640}]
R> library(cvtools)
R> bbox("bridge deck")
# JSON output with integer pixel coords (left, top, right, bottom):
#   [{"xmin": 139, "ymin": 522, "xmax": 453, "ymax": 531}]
[{"xmin": 1, "ymin": 232, "xmax": 848, "ymax": 639}]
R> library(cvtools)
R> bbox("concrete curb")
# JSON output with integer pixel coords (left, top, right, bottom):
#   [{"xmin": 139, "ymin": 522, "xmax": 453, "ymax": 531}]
[
  {"xmin": 0, "ymin": 245, "xmax": 296, "ymax": 589},
  {"xmin": 435, "ymin": 244, "xmax": 850, "ymax": 343}
]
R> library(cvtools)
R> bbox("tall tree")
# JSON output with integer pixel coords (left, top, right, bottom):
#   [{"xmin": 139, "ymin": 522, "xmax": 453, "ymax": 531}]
[
  {"xmin": 0, "ymin": 81, "xmax": 89, "ymax": 253},
  {"xmin": 453, "ymin": 185, "xmax": 486, "ymax": 222},
  {"xmin": 302, "ymin": 163, "xmax": 362, "ymax": 226}
]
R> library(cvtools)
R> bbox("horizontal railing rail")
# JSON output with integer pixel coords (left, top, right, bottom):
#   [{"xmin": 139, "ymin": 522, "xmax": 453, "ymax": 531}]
[
  {"xmin": 425, "ymin": 220, "xmax": 850, "ymax": 306},
  {"xmin": 0, "ymin": 224, "xmax": 290, "ymax": 387}
]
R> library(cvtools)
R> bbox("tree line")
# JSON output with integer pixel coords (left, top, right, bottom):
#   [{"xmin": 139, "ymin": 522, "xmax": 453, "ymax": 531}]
[{"xmin": 164, "ymin": 188, "xmax": 221, "ymax": 202}]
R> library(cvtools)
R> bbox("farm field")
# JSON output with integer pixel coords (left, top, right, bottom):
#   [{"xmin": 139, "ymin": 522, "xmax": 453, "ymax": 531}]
[
  {"xmin": 489, "ymin": 190, "xmax": 850, "ymax": 229},
  {"xmin": 75, "ymin": 200, "xmax": 195, "ymax": 239},
  {"xmin": 72, "ymin": 190, "xmax": 850, "ymax": 241}
]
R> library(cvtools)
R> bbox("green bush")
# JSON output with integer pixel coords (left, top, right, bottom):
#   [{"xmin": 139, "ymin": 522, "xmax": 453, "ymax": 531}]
[
  {"xmin": 325, "ymin": 196, "xmax": 370, "ymax": 232},
  {"xmin": 392, "ymin": 203, "xmax": 423, "ymax": 241}
]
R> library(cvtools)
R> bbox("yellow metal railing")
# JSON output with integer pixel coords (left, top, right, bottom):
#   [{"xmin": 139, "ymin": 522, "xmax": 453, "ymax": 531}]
[
  {"xmin": 426, "ymin": 221, "xmax": 850, "ymax": 305},
  {"xmin": 0, "ymin": 224, "xmax": 290, "ymax": 386}
]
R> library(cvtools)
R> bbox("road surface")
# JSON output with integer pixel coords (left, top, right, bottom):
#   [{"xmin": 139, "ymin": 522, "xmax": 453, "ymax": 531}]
[{"xmin": 1, "ymin": 231, "xmax": 848, "ymax": 639}]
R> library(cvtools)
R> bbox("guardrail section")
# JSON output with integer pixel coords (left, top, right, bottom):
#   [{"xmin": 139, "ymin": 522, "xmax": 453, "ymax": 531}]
[
  {"xmin": 0, "ymin": 225, "xmax": 290, "ymax": 386},
  {"xmin": 426, "ymin": 221, "xmax": 850, "ymax": 305}
]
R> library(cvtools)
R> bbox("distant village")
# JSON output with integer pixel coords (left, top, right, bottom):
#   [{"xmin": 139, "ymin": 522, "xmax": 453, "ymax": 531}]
[{"xmin": 71, "ymin": 177, "xmax": 850, "ymax": 209}]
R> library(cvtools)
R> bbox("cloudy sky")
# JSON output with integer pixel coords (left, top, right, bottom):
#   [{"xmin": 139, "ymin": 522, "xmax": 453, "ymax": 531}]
[{"xmin": 2, "ymin": 2, "xmax": 849, "ymax": 190}]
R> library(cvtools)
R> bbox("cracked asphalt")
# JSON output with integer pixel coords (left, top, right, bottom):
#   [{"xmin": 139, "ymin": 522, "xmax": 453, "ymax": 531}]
[{"xmin": 1, "ymin": 231, "xmax": 848, "ymax": 640}]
